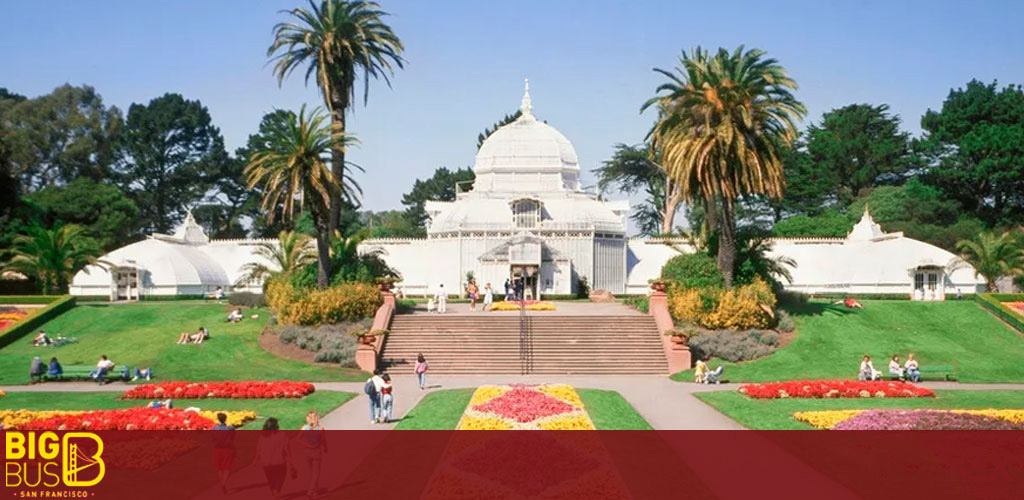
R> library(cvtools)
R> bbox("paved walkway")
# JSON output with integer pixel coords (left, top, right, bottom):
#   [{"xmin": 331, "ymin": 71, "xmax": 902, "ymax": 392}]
[
  {"xmin": 7, "ymin": 379, "xmax": 1024, "ymax": 430},
  {"xmin": 406, "ymin": 300, "xmax": 644, "ymax": 316}
]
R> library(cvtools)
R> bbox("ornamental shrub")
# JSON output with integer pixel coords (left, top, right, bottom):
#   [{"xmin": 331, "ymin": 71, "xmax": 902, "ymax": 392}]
[
  {"xmin": 660, "ymin": 253, "xmax": 724, "ymax": 289},
  {"xmin": 688, "ymin": 329, "xmax": 780, "ymax": 362},
  {"xmin": 279, "ymin": 323, "xmax": 362, "ymax": 367},
  {"xmin": 228, "ymin": 292, "xmax": 266, "ymax": 308},
  {"xmin": 775, "ymin": 310, "xmax": 795, "ymax": 332},
  {"xmin": 279, "ymin": 283, "xmax": 382, "ymax": 325},
  {"xmin": 669, "ymin": 277, "xmax": 777, "ymax": 330}
]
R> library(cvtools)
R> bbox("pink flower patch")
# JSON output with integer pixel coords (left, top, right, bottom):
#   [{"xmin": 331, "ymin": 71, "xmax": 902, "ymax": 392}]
[{"xmin": 473, "ymin": 388, "xmax": 576, "ymax": 423}]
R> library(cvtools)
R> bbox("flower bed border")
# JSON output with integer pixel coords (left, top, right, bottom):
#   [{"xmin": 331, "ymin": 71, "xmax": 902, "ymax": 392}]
[{"xmin": 738, "ymin": 380, "xmax": 935, "ymax": 399}]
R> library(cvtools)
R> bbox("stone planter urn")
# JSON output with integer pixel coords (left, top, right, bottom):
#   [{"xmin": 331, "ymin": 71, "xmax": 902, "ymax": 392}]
[
  {"xmin": 359, "ymin": 334, "xmax": 377, "ymax": 345},
  {"xmin": 670, "ymin": 334, "xmax": 688, "ymax": 346},
  {"xmin": 649, "ymin": 280, "xmax": 668, "ymax": 293}
]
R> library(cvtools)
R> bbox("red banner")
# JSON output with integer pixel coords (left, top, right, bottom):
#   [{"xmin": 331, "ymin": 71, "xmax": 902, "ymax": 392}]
[{"xmin": 4, "ymin": 431, "xmax": 1023, "ymax": 499}]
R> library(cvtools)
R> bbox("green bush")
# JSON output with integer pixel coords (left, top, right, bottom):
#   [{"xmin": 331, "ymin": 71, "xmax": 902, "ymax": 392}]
[
  {"xmin": 0, "ymin": 295, "xmax": 76, "ymax": 348},
  {"xmin": 0, "ymin": 296, "xmax": 63, "ymax": 305},
  {"xmin": 775, "ymin": 310, "xmax": 795, "ymax": 332},
  {"xmin": 278, "ymin": 323, "xmax": 363, "ymax": 367},
  {"xmin": 395, "ymin": 298, "xmax": 416, "ymax": 314},
  {"xmin": 661, "ymin": 253, "xmax": 724, "ymax": 289},
  {"xmin": 228, "ymin": 292, "xmax": 266, "ymax": 308},
  {"xmin": 623, "ymin": 295, "xmax": 649, "ymax": 313},
  {"xmin": 273, "ymin": 282, "xmax": 382, "ymax": 325}
]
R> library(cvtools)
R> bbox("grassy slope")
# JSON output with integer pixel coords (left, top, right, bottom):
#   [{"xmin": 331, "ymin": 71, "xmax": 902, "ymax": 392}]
[
  {"xmin": 0, "ymin": 390, "xmax": 356, "ymax": 430},
  {"xmin": 696, "ymin": 390, "xmax": 1024, "ymax": 430},
  {"xmin": 672, "ymin": 300, "xmax": 1024, "ymax": 383},
  {"xmin": 394, "ymin": 388, "xmax": 651, "ymax": 430},
  {"xmin": 0, "ymin": 302, "xmax": 367, "ymax": 384}
]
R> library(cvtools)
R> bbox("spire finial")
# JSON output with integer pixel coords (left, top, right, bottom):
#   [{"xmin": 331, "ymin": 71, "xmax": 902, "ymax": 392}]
[{"xmin": 520, "ymin": 78, "xmax": 533, "ymax": 116}]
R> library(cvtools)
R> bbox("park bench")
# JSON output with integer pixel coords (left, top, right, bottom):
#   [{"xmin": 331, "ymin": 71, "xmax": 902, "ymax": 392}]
[
  {"xmin": 35, "ymin": 365, "xmax": 94, "ymax": 382},
  {"xmin": 918, "ymin": 365, "xmax": 957, "ymax": 381}
]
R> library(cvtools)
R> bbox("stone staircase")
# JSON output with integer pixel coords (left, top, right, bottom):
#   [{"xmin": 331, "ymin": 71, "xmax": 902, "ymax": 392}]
[{"xmin": 380, "ymin": 314, "xmax": 669, "ymax": 375}]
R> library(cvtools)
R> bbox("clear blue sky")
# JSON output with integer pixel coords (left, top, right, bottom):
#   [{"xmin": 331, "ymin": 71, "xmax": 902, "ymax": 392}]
[{"xmin": 3, "ymin": 0, "xmax": 1023, "ymax": 212}]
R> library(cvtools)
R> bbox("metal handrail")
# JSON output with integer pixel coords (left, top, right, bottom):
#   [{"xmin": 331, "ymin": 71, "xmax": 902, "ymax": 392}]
[{"xmin": 519, "ymin": 294, "xmax": 527, "ymax": 375}]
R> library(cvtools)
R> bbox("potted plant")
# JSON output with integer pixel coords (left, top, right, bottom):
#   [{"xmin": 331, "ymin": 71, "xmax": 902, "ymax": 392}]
[
  {"xmin": 664, "ymin": 326, "xmax": 693, "ymax": 345},
  {"xmin": 649, "ymin": 279, "xmax": 668, "ymax": 293},
  {"xmin": 349, "ymin": 329, "xmax": 374, "ymax": 345},
  {"xmin": 375, "ymin": 277, "xmax": 397, "ymax": 292}
]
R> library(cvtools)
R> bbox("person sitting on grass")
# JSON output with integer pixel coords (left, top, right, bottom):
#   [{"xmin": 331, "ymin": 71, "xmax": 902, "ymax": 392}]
[
  {"xmin": 48, "ymin": 357, "xmax": 63, "ymax": 377},
  {"xmin": 904, "ymin": 353, "xmax": 921, "ymax": 383},
  {"xmin": 132, "ymin": 366, "xmax": 153, "ymax": 381},
  {"xmin": 832, "ymin": 297, "xmax": 864, "ymax": 309},
  {"xmin": 177, "ymin": 327, "xmax": 209, "ymax": 344},
  {"xmin": 90, "ymin": 355, "xmax": 115, "ymax": 385},
  {"xmin": 148, "ymin": 398, "xmax": 173, "ymax": 409},
  {"xmin": 226, "ymin": 308, "xmax": 243, "ymax": 323},
  {"xmin": 33, "ymin": 331, "xmax": 52, "ymax": 347},
  {"xmin": 858, "ymin": 355, "xmax": 881, "ymax": 381},
  {"xmin": 888, "ymin": 355, "xmax": 906, "ymax": 381}
]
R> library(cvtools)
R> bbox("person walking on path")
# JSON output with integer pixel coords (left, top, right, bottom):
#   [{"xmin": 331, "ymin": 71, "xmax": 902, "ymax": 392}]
[
  {"xmin": 434, "ymin": 284, "xmax": 448, "ymax": 314},
  {"xmin": 467, "ymin": 281, "xmax": 479, "ymax": 311},
  {"xmin": 483, "ymin": 283, "xmax": 494, "ymax": 311},
  {"xmin": 366, "ymin": 370, "xmax": 385, "ymax": 424},
  {"xmin": 254, "ymin": 417, "xmax": 291, "ymax": 499},
  {"xmin": 504, "ymin": 279, "xmax": 512, "ymax": 301},
  {"xmin": 211, "ymin": 413, "xmax": 235, "ymax": 494},
  {"xmin": 414, "ymin": 353, "xmax": 429, "ymax": 390},
  {"xmin": 299, "ymin": 410, "xmax": 327, "ymax": 499},
  {"xmin": 380, "ymin": 374, "xmax": 394, "ymax": 423}
]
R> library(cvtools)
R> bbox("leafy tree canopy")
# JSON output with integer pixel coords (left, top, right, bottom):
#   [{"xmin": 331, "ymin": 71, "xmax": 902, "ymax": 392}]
[
  {"xmin": 400, "ymin": 166, "xmax": 474, "ymax": 231},
  {"xmin": 594, "ymin": 143, "xmax": 669, "ymax": 236},
  {"xmin": 1, "ymin": 84, "xmax": 123, "ymax": 191},
  {"xmin": 804, "ymin": 103, "xmax": 915, "ymax": 205},
  {"xmin": 116, "ymin": 93, "xmax": 227, "ymax": 234},
  {"xmin": 23, "ymin": 178, "xmax": 137, "ymax": 250},
  {"xmin": 920, "ymin": 80, "xmax": 1024, "ymax": 226}
]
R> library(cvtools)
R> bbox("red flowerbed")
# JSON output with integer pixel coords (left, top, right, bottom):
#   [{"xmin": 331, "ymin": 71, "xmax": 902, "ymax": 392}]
[
  {"xmin": 738, "ymin": 380, "xmax": 935, "ymax": 399},
  {"xmin": 20, "ymin": 408, "xmax": 215, "ymax": 431},
  {"xmin": 472, "ymin": 387, "xmax": 577, "ymax": 423},
  {"xmin": 121, "ymin": 381, "xmax": 315, "ymax": 400}
]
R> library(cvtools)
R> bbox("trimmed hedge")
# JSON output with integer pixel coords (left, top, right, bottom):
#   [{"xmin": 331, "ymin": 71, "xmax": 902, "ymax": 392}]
[
  {"xmin": 0, "ymin": 295, "xmax": 76, "ymax": 348},
  {"xmin": 975, "ymin": 294, "xmax": 1024, "ymax": 333},
  {"xmin": 0, "ymin": 295, "xmax": 64, "ymax": 305}
]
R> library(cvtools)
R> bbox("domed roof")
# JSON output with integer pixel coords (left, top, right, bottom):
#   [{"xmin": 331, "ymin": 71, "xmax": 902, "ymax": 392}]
[
  {"xmin": 72, "ymin": 238, "xmax": 230, "ymax": 288},
  {"xmin": 473, "ymin": 80, "xmax": 580, "ymax": 192}
]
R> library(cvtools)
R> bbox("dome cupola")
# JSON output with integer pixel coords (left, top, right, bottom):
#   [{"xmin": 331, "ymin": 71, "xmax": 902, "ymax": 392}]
[{"xmin": 473, "ymin": 80, "xmax": 581, "ymax": 192}]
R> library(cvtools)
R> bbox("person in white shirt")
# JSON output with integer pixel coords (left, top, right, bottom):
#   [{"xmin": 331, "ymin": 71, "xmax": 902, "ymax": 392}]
[
  {"xmin": 888, "ymin": 355, "xmax": 905, "ymax": 381},
  {"xmin": 367, "ymin": 370, "xmax": 386, "ymax": 424},
  {"xmin": 904, "ymin": 353, "xmax": 921, "ymax": 382},
  {"xmin": 483, "ymin": 283, "xmax": 494, "ymax": 311},
  {"xmin": 226, "ymin": 308, "xmax": 243, "ymax": 323},
  {"xmin": 91, "ymin": 355, "xmax": 115, "ymax": 385},
  {"xmin": 858, "ymin": 355, "xmax": 881, "ymax": 381},
  {"xmin": 434, "ymin": 284, "xmax": 447, "ymax": 314}
]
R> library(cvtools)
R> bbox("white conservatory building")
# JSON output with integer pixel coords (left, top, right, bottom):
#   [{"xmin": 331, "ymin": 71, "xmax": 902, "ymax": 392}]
[
  {"xmin": 362, "ymin": 81, "xmax": 986, "ymax": 301},
  {"xmin": 70, "ymin": 212, "xmax": 274, "ymax": 300}
]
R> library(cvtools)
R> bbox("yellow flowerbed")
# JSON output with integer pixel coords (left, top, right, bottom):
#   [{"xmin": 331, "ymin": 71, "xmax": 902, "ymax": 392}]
[
  {"xmin": 456, "ymin": 384, "xmax": 595, "ymax": 430},
  {"xmin": 489, "ymin": 301, "xmax": 556, "ymax": 311},
  {"xmin": 794, "ymin": 409, "xmax": 1024, "ymax": 429},
  {"xmin": 0, "ymin": 409, "xmax": 257, "ymax": 429}
]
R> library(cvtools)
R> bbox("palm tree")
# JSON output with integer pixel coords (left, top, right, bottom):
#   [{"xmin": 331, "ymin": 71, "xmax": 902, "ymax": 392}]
[
  {"xmin": 244, "ymin": 105, "xmax": 361, "ymax": 289},
  {"xmin": 644, "ymin": 46, "xmax": 806, "ymax": 287},
  {"xmin": 3, "ymin": 223, "xmax": 102, "ymax": 294},
  {"xmin": 235, "ymin": 230, "xmax": 317, "ymax": 287},
  {"xmin": 268, "ymin": 0, "xmax": 405, "ymax": 233},
  {"xmin": 955, "ymin": 231, "xmax": 1024, "ymax": 292}
]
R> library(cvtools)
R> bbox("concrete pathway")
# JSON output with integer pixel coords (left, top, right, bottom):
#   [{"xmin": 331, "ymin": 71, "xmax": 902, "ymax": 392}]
[
  {"xmin": 406, "ymin": 300, "xmax": 644, "ymax": 316},
  {"xmin": 7, "ymin": 379, "xmax": 1024, "ymax": 430}
]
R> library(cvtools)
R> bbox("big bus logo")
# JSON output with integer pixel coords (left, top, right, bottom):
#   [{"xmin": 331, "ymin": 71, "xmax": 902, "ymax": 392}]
[{"xmin": 5, "ymin": 432, "xmax": 105, "ymax": 488}]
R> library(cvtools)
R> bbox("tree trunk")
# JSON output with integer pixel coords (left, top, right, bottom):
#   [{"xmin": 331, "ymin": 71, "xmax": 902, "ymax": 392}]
[
  {"xmin": 661, "ymin": 181, "xmax": 681, "ymax": 235},
  {"xmin": 328, "ymin": 88, "xmax": 348, "ymax": 236},
  {"xmin": 703, "ymin": 195, "xmax": 718, "ymax": 237},
  {"xmin": 717, "ymin": 197, "xmax": 737, "ymax": 288},
  {"xmin": 311, "ymin": 204, "xmax": 333, "ymax": 290}
]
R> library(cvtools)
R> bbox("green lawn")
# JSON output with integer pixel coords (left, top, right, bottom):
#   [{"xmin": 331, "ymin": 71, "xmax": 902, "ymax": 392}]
[
  {"xmin": 394, "ymin": 389, "xmax": 475, "ymax": 430},
  {"xmin": 672, "ymin": 300, "xmax": 1024, "ymax": 383},
  {"xmin": 696, "ymin": 390, "xmax": 1024, "ymax": 430},
  {"xmin": 393, "ymin": 388, "xmax": 651, "ymax": 430},
  {"xmin": 0, "ymin": 390, "xmax": 356, "ymax": 429},
  {"xmin": 0, "ymin": 302, "xmax": 367, "ymax": 384}
]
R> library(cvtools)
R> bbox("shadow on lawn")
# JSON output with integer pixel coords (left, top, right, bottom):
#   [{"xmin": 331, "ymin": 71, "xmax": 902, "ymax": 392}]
[{"xmin": 784, "ymin": 302, "xmax": 857, "ymax": 318}]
